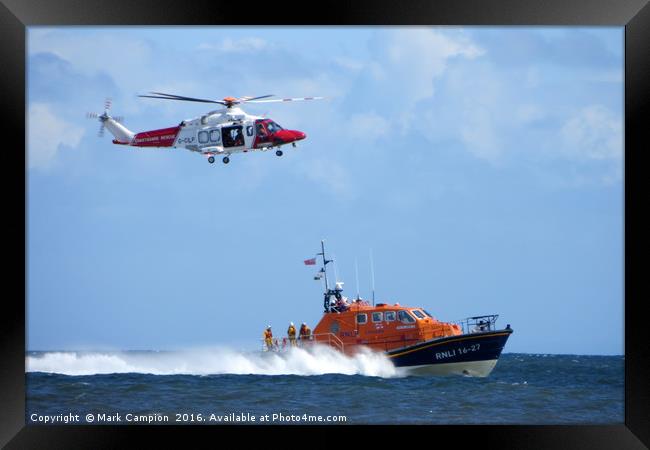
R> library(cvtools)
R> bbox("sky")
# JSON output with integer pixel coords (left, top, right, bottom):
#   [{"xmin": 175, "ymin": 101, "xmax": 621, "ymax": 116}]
[{"xmin": 26, "ymin": 27, "xmax": 624, "ymax": 354}]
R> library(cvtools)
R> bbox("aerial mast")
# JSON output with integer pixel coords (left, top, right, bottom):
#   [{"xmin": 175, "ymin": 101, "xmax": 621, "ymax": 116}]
[
  {"xmin": 318, "ymin": 240, "xmax": 333, "ymax": 312},
  {"xmin": 370, "ymin": 248, "xmax": 376, "ymax": 307},
  {"xmin": 319, "ymin": 240, "xmax": 330, "ymax": 291},
  {"xmin": 355, "ymin": 258, "xmax": 360, "ymax": 301}
]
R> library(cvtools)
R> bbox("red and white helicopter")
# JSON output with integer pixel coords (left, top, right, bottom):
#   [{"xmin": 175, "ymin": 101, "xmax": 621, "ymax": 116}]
[{"xmin": 87, "ymin": 93, "xmax": 323, "ymax": 164}]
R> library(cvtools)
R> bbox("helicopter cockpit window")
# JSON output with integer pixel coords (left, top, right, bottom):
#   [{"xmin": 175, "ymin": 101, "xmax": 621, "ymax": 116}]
[
  {"xmin": 398, "ymin": 310, "xmax": 416, "ymax": 323},
  {"xmin": 256, "ymin": 122, "xmax": 268, "ymax": 136},
  {"xmin": 201, "ymin": 116, "xmax": 208, "ymax": 125},
  {"xmin": 266, "ymin": 121, "xmax": 283, "ymax": 133}
]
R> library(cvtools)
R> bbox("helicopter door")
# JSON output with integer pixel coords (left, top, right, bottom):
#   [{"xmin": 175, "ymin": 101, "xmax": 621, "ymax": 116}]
[
  {"xmin": 244, "ymin": 123, "xmax": 255, "ymax": 148},
  {"xmin": 222, "ymin": 125, "xmax": 244, "ymax": 148},
  {"xmin": 254, "ymin": 120, "xmax": 271, "ymax": 148}
]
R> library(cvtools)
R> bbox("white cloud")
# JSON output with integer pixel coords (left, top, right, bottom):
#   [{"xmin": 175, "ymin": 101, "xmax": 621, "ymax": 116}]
[
  {"xmin": 28, "ymin": 30, "xmax": 175, "ymax": 117},
  {"xmin": 198, "ymin": 37, "xmax": 269, "ymax": 53},
  {"xmin": 383, "ymin": 29, "xmax": 483, "ymax": 103},
  {"xmin": 340, "ymin": 29, "xmax": 485, "ymax": 149},
  {"xmin": 295, "ymin": 158, "xmax": 351, "ymax": 197},
  {"xmin": 28, "ymin": 103, "xmax": 85, "ymax": 170},
  {"xmin": 515, "ymin": 104, "xmax": 545, "ymax": 124},
  {"xmin": 561, "ymin": 105, "xmax": 622, "ymax": 160},
  {"xmin": 460, "ymin": 107, "xmax": 503, "ymax": 162},
  {"xmin": 345, "ymin": 112, "xmax": 391, "ymax": 141},
  {"xmin": 333, "ymin": 57, "xmax": 364, "ymax": 72},
  {"xmin": 29, "ymin": 32, "xmax": 153, "ymax": 88}
]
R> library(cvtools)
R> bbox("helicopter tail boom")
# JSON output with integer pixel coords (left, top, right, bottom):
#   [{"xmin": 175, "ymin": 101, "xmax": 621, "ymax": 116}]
[
  {"xmin": 130, "ymin": 126, "xmax": 181, "ymax": 147},
  {"xmin": 103, "ymin": 116, "xmax": 135, "ymax": 144}
]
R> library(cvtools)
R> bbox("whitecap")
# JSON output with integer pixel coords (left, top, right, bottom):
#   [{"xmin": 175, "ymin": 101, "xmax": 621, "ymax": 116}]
[{"xmin": 26, "ymin": 345, "xmax": 401, "ymax": 378}]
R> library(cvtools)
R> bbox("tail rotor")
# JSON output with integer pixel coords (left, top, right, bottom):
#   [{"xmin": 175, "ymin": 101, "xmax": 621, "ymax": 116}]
[{"xmin": 86, "ymin": 98, "xmax": 124, "ymax": 138}]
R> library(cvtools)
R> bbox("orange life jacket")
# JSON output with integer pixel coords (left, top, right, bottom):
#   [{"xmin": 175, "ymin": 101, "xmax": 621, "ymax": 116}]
[
  {"xmin": 288, "ymin": 326, "xmax": 296, "ymax": 338},
  {"xmin": 264, "ymin": 330, "xmax": 273, "ymax": 340}
]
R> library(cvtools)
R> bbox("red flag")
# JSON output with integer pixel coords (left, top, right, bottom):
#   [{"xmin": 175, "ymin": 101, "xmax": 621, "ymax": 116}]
[{"xmin": 304, "ymin": 258, "xmax": 316, "ymax": 265}]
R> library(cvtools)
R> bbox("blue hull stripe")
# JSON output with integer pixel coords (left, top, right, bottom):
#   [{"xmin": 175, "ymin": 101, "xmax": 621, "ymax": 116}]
[{"xmin": 387, "ymin": 330, "xmax": 513, "ymax": 368}]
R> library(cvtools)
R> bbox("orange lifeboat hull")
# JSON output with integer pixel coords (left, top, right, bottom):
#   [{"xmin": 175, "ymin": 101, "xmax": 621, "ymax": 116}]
[{"xmin": 312, "ymin": 302, "xmax": 512, "ymax": 376}]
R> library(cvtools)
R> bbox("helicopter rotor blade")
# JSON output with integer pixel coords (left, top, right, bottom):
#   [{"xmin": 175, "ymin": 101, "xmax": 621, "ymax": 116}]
[
  {"xmin": 140, "ymin": 92, "xmax": 226, "ymax": 105},
  {"xmin": 239, "ymin": 95, "xmax": 275, "ymax": 102},
  {"xmin": 98, "ymin": 123, "xmax": 105, "ymax": 137},
  {"xmin": 138, "ymin": 92, "xmax": 323, "ymax": 107},
  {"xmin": 245, "ymin": 96, "xmax": 325, "ymax": 104},
  {"xmin": 138, "ymin": 95, "xmax": 226, "ymax": 105}
]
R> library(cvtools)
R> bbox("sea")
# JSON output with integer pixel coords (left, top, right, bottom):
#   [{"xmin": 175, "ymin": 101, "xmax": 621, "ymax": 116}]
[{"xmin": 25, "ymin": 347, "xmax": 624, "ymax": 425}]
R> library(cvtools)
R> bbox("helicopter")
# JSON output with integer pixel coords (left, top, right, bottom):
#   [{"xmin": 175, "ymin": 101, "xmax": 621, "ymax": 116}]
[{"xmin": 87, "ymin": 93, "xmax": 323, "ymax": 164}]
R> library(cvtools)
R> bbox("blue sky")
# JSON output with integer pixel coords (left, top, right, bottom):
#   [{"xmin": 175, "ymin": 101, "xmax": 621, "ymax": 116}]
[{"xmin": 27, "ymin": 27, "xmax": 623, "ymax": 354}]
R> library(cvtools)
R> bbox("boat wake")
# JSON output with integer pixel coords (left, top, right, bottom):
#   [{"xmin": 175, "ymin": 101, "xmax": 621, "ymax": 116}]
[{"xmin": 26, "ymin": 345, "xmax": 400, "ymax": 378}]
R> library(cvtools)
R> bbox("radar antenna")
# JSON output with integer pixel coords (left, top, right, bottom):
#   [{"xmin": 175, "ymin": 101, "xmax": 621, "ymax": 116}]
[{"xmin": 370, "ymin": 248, "xmax": 376, "ymax": 306}]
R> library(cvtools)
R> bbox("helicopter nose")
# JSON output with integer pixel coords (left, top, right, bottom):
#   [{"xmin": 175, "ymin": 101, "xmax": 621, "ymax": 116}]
[
  {"xmin": 293, "ymin": 130, "xmax": 306, "ymax": 141},
  {"xmin": 274, "ymin": 130, "xmax": 306, "ymax": 144}
]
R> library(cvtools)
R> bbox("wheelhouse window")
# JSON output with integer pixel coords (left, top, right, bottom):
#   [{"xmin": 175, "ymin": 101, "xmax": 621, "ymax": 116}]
[
  {"xmin": 398, "ymin": 310, "xmax": 416, "ymax": 323},
  {"xmin": 423, "ymin": 310, "xmax": 434, "ymax": 318},
  {"xmin": 384, "ymin": 311, "xmax": 396, "ymax": 322},
  {"xmin": 372, "ymin": 312, "xmax": 383, "ymax": 323},
  {"xmin": 356, "ymin": 314, "xmax": 367, "ymax": 325},
  {"xmin": 412, "ymin": 310, "xmax": 426, "ymax": 319}
]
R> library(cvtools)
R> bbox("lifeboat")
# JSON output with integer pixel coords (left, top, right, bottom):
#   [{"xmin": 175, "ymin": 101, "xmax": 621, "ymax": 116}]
[{"xmin": 308, "ymin": 241, "xmax": 513, "ymax": 377}]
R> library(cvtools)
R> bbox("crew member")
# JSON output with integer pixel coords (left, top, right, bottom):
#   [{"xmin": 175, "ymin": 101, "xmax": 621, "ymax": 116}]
[
  {"xmin": 336, "ymin": 296, "xmax": 350, "ymax": 312},
  {"xmin": 472, "ymin": 320, "xmax": 488, "ymax": 333},
  {"xmin": 263, "ymin": 325, "xmax": 273, "ymax": 351},
  {"xmin": 299, "ymin": 322, "xmax": 312, "ymax": 345},
  {"xmin": 287, "ymin": 322, "xmax": 297, "ymax": 347}
]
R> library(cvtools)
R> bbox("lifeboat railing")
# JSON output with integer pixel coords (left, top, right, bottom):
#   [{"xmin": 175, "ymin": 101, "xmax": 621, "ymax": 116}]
[
  {"xmin": 260, "ymin": 333, "xmax": 345, "ymax": 353},
  {"xmin": 450, "ymin": 314, "xmax": 499, "ymax": 335},
  {"xmin": 311, "ymin": 333, "xmax": 345, "ymax": 353}
]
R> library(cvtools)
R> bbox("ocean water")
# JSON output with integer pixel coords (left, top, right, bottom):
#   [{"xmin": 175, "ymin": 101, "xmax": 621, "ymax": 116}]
[{"xmin": 25, "ymin": 347, "xmax": 624, "ymax": 425}]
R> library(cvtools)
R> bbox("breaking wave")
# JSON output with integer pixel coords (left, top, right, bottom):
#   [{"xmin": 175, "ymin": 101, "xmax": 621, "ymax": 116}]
[{"xmin": 26, "ymin": 345, "xmax": 400, "ymax": 378}]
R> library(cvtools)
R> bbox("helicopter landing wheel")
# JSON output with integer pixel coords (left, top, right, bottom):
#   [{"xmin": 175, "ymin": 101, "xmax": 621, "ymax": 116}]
[
  {"xmin": 222, "ymin": 156, "xmax": 230, "ymax": 164},
  {"xmin": 208, "ymin": 156, "xmax": 215, "ymax": 164},
  {"xmin": 276, "ymin": 150, "xmax": 283, "ymax": 157}
]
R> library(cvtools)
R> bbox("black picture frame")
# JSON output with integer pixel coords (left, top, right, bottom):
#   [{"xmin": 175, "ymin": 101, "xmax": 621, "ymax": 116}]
[{"xmin": 2, "ymin": 0, "xmax": 648, "ymax": 447}]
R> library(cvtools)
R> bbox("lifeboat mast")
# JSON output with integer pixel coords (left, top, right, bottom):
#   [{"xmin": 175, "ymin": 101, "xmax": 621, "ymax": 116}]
[{"xmin": 317, "ymin": 240, "xmax": 345, "ymax": 313}]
